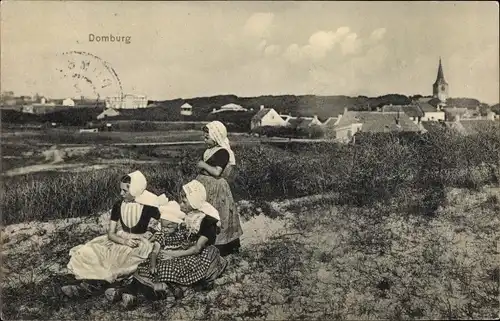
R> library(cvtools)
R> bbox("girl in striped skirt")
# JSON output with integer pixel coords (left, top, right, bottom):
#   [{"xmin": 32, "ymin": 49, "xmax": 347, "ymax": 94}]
[{"xmin": 111, "ymin": 180, "xmax": 228, "ymax": 308}]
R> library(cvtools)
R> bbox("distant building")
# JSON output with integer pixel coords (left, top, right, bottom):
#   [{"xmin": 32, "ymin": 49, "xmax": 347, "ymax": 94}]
[
  {"xmin": 212, "ymin": 103, "xmax": 248, "ymax": 114},
  {"xmin": 251, "ymin": 105, "xmax": 287, "ymax": 129},
  {"xmin": 97, "ymin": 108, "xmax": 120, "ymax": 120},
  {"xmin": 180, "ymin": 103, "xmax": 193, "ymax": 116},
  {"xmin": 106, "ymin": 94, "xmax": 148, "ymax": 109},
  {"xmin": 433, "ymin": 57, "xmax": 449, "ymax": 102},
  {"xmin": 381, "ymin": 104, "xmax": 424, "ymax": 124},
  {"xmin": 62, "ymin": 98, "xmax": 75, "ymax": 107},
  {"xmin": 417, "ymin": 101, "xmax": 446, "ymax": 121},
  {"xmin": 3, "ymin": 98, "xmax": 17, "ymax": 106},
  {"xmin": 328, "ymin": 110, "xmax": 422, "ymax": 143},
  {"xmin": 22, "ymin": 104, "xmax": 68, "ymax": 114}
]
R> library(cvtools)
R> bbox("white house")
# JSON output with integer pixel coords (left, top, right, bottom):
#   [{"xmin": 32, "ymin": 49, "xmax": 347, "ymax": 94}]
[
  {"xmin": 62, "ymin": 98, "xmax": 75, "ymax": 107},
  {"xmin": 422, "ymin": 111, "xmax": 446, "ymax": 121},
  {"xmin": 250, "ymin": 106, "xmax": 287, "ymax": 129},
  {"xmin": 180, "ymin": 103, "xmax": 193, "ymax": 116},
  {"xmin": 106, "ymin": 94, "xmax": 148, "ymax": 109},
  {"xmin": 418, "ymin": 101, "xmax": 445, "ymax": 121}
]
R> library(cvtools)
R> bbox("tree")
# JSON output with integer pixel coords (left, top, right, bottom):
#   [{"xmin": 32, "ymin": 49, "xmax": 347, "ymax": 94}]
[{"xmin": 490, "ymin": 104, "xmax": 500, "ymax": 115}]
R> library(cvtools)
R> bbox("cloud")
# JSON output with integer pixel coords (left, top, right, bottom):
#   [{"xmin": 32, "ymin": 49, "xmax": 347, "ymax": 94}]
[
  {"xmin": 336, "ymin": 26, "xmax": 351, "ymax": 37},
  {"xmin": 340, "ymin": 33, "xmax": 362, "ymax": 55},
  {"xmin": 264, "ymin": 44, "xmax": 281, "ymax": 56},
  {"xmin": 283, "ymin": 26, "xmax": 365, "ymax": 63},
  {"xmin": 309, "ymin": 31, "xmax": 337, "ymax": 50},
  {"xmin": 370, "ymin": 28, "xmax": 387, "ymax": 42},
  {"xmin": 283, "ymin": 43, "xmax": 303, "ymax": 63},
  {"xmin": 257, "ymin": 39, "xmax": 267, "ymax": 51},
  {"xmin": 243, "ymin": 12, "xmax": 275, "ymax": 38}
]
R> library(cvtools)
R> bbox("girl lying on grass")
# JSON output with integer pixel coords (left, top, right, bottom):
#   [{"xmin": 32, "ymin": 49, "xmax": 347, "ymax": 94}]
[
  {"xmin": 61, "ymin": 170, "xmax": 167, "ymax": 298},
  {"xmin": 106, "ymin": 180, "xmax": 228, "ymax": 309}
]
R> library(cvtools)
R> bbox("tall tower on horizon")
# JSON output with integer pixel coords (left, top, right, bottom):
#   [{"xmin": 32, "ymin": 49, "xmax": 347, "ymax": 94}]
[{"xmin": 433, "ymin": 57, "xmax": 449, "ymax": 102}]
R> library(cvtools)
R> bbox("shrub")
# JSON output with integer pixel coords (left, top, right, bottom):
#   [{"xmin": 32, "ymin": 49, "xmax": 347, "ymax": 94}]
[
  {"xmin": 3, "ymin": 124, "xmax": 499, "ymax": 224},
  {"xmin": 251, "ymin": 126, "xmax": 297, "ymax": 138},
  {"xmin": 104, "ymin": 120, "xmax": 208, "ymax": 132},
  {"xmin": 251, "ymin": 124, "xmax": 325, "ymax": 139}
]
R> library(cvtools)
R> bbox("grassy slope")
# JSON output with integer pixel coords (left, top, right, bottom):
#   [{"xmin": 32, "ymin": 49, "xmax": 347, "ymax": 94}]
[{"xmin": 2, "ymin": 187, "xmax": 499, "ymax": 320}]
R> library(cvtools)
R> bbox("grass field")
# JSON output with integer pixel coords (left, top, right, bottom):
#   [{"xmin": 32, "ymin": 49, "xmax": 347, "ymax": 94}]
[
  {"xmin": 1, "ymin": 127, "xmax": 499, "ymax": 320},
  {"xmin": 1, "ymin": 187, "xmax": 499, "ymax": 320}
]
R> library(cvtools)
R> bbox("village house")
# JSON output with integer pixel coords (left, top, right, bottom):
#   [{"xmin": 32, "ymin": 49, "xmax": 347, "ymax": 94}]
[
  {"xmin": 21, "ymin": 97, "xmax": 60, "ymax": 114},
  {"xmin": 327, "ymin": 109, "xmax": 422, "ymax": 143},
  {"xmin": 250, "ymin": 105, "xmax": 288, "ymax": 129},
  {"xmin": 416, "ymin": 100, "xmax": 446, "ymax": 121},
  {"xmin": 62, "ymin": 98, "xmax": 75, "ymax": 107},
  {"xmin": 381, "ymin": 104, "xmax": 424, "ymax": 124},
  {"xmin": 180, "ymin": 103, "xmax": 193, "ymax": 116},
  {"xmin": 106, "ymin": 94, "xmax": 148, "ymax": 109}
]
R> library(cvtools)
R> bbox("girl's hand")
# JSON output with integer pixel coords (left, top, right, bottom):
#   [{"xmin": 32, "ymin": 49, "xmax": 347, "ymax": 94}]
[
  {"xmin": 197, "ymin": 161, "xmax": 206, "ymax": 169},
  {"xmin": 124, "ymin": 239, "xmax": 139, "ymax": 248},
  {"xmin": 149, "ymin": 265, "xmax": 157, "ymax": 275}
]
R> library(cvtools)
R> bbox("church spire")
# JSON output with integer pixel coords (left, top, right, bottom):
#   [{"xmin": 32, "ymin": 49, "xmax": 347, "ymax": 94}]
[
  {"xmin": 435, "ymin": 57, "xmax": 445, "ymax": 83},
  {"xmin": 433, "ymin": 57, "xmax": 449, "ymax": 102}
]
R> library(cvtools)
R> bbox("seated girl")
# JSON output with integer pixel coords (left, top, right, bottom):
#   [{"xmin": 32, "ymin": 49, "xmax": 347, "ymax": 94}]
[
  {"xmin": 148, "ymin": 201, "xmax": 189, "ymax": 276},
  {"xmin": 113, "ymin": 180, "xmax": 228, "ymax": 308},
  {"xmin": 61, "ymin": 170, "xmax": 166, "ymax": 298}
]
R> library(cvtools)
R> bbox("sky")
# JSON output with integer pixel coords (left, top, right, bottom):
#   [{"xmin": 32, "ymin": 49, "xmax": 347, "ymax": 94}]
[{"xmin": 1, "ymin": 1, "xmax": 499, "ymax": 104}]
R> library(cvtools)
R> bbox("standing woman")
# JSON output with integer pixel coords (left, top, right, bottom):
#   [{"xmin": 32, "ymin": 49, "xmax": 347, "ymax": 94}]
[{"xmin": 196, "ymin": 121, "xmax": 243, "ymax": 256}]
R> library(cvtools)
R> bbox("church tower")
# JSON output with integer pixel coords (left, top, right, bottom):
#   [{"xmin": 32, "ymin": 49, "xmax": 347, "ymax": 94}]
[{"xmin": 433, "ymin": 57, "xmax": 449, "ymax": 102}]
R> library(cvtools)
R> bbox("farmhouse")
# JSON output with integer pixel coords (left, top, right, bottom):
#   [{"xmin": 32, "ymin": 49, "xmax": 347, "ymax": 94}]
[
  {"xmin": 180, "ymin": 103, "xmax": 193, "ymax": 116},
  {"xmin": 328, "ymin": 110, "xmax": 422, "ymax": 142},
  {"xmin": 250, "ymin": 106, "xmax": 287, "ymax": 129}
]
